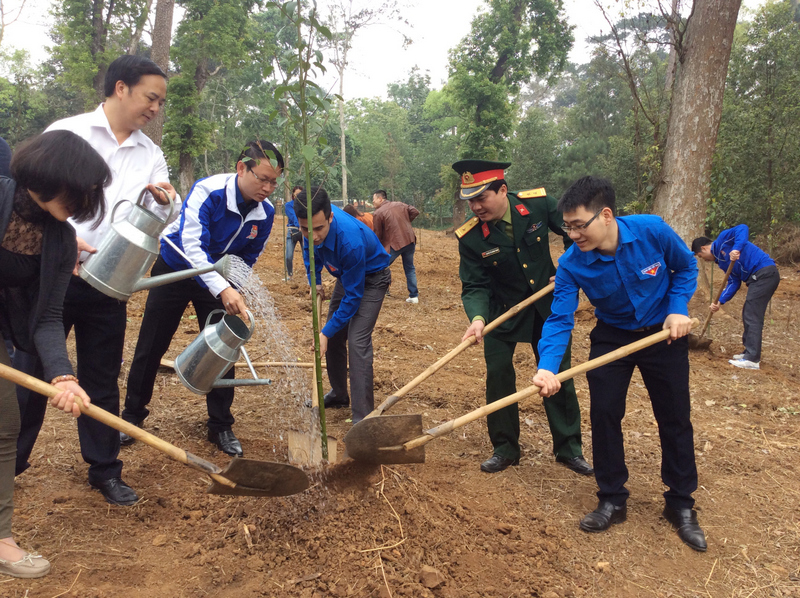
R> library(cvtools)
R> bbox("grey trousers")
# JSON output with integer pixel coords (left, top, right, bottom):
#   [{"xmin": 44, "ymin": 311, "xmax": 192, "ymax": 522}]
[
  {"xmin": 0, "ymin": 337, "xmax": 20, "ymax": 538},
  {"xmin": 741, "ymin": 265, "xmax": 780, "ymax": 363},
  {"xmin": 325, "ymin": 268, "xmax": 391, "ymax": 423}
]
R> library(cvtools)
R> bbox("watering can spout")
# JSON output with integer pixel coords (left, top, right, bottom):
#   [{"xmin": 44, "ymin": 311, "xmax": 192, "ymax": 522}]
[{"xmin": 130, "ymin": 255, "xmax": 231, "ymax": 293}]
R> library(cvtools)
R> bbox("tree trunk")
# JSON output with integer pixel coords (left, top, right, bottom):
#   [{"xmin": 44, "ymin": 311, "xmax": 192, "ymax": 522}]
[
  {"xmin": 91, "ymin": 0, "xmax": 110, "ymax": 100},
  {"xmin": 338, "ymin": 64, "xmax": 347, "ymax": 204},
  {"xmin": 127, "ymin": 0, "xmax": 155, "ymax": 55},
  {"xmin": 652, "ymin": 0, "xmax": 742, "ymax": 242},
  {"xmin": 142, "ymin": 0, "xmax": 174, "ymax": 146},
  {"xmin": 179, "ymin": 152, "xmax": 194, "ymax": 197},
  {"xmin": 452, "ymin": 192, "xmax": 465, "ymax": 229}
]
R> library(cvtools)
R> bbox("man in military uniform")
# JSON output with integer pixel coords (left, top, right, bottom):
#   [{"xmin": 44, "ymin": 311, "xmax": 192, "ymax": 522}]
[{"xmin": 453, "ymin": 159, "xmax": 592, "ymax": 475}]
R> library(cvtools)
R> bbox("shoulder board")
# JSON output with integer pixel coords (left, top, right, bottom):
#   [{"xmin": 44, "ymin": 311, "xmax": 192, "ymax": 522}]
[
  {"xmin": 455, "ymin": 216, "xmax": 479, "ymax": 238},
  {"xmin": 517, "ymin": 187, "xmax": 547, "ymax": 199}
]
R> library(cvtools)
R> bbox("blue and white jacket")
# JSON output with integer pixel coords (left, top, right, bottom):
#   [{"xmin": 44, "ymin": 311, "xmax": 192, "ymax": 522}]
[
  {"xmin": 161, "ymin": 173, "xmax": 274, "ymax": 297},
  {"xmin": 711, "ymin": 224, "xmax": 775, "ymax": 304}
]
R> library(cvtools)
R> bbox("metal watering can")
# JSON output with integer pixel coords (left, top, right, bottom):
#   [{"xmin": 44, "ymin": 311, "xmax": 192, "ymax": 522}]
[
  {"xmin": 79, "ymin": 187, "xmax": 231, "ymax": 301},
  {"xmin": 174, "ymin": 310, "xmax": 272, "ymax": 394}
]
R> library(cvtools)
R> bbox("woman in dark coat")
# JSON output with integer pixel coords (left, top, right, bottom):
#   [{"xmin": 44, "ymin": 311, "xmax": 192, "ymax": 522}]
[{"xmin": 0, "ymin": 131, "xmax": 110, "ymax": 578}]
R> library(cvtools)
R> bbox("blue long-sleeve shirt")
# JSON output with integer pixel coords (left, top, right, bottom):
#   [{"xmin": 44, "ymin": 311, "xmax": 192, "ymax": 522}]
[
  {"xmin": 710, "ymin": 224, "xmax": 775, "ymax": 304},
  {"xmin": 285, "ymin": 200, "xmax": 299, "ymax": 228},
  {"xmin": 537, "ymin": 215, "xmax": 697, "ymax": 373},
  {"xmin": 303, "ymin": 205, "xmax": 390, "ymax": 337}
]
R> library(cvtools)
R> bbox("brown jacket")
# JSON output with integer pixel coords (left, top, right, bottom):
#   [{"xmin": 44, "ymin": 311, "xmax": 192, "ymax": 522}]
[{"xmin": 372, "ymin": 201, "xmax": 419, "ymax": 252}]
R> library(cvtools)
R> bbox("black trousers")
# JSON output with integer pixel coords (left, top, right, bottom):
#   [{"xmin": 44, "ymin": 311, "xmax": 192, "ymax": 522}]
[
  {"xmin": 325, "ymin": 268, "xmax": 390, "ymax": 423},
  {"xmin": 16, "ymin": 276, "xmax": 126, "ymax": 484},
  {"xmin": 741, "ymin": 265, "xmax": 780, "ymax": 363},
  {"xmin": 122, "ymin": 256, "xmax": 235, "ymax": 433},
  {"xmin": 585, "ymin": 320, "xmax": 697, "ymax": 510}
]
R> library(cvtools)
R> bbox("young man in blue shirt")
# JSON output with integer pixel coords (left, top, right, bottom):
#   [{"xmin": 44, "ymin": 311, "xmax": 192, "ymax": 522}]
[
  {"xmin": 284, "ymin": 185, "xmax": 303, "ymax": 280},
  {"xmin": 692, "ymin": 226, "xmax": 779, "ymax": 370},
  {"xmin": 296, "ymin": 187, "xmax": 391, "ymax": 424},
  {"xmin": 120, "ymin": 140, "xmax": 281, "ymax": 457},
  {"xmin": 532, "ymin": 176, "xmax": 706, "ymax": 552}
]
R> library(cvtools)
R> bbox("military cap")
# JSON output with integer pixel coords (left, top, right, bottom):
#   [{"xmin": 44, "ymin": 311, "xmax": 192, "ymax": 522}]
[{"xmin": 452, "ymin": 159, "xmax": 512, "ymax": 200}]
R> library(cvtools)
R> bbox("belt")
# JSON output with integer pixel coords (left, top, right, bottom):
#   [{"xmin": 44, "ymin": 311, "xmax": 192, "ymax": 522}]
[{"xmin": 631, "ymin": 323, "xmax": 663, "ymax": 333}]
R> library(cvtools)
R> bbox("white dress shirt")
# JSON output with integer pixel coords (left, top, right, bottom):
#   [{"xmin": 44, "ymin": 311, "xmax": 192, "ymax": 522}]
[{"xmin": 46, "ymin": 104, "xmax": 181, "ymax": 259}]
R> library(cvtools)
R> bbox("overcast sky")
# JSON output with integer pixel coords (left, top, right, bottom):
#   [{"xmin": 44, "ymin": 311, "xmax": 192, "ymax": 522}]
[{"xmin": 2, "ymin": 0, "xmax": 766, "ymax": 100}]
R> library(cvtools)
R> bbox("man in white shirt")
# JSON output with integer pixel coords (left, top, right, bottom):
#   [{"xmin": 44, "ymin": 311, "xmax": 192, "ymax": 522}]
[{"xmin": 15, "ymin": 55, "xmax": 179, "ymax": 506}]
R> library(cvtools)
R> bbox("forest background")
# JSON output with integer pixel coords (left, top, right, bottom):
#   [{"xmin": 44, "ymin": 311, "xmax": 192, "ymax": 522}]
[{"xmin": 0, "ymin": 0, "xmax": 798, "ymax": 258}]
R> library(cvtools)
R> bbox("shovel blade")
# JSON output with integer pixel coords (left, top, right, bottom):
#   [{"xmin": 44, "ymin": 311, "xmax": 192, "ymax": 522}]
[
  {"xmin": 688, "ymin": 334, "xmax": 713, "ymax": 350},
  {"xmin": 206, "ymin": 458, "xmax": 309, "ymax": 497},
  {"xmin": 343, "ymin": 414, "xmax": 425, "ymax": 464}
]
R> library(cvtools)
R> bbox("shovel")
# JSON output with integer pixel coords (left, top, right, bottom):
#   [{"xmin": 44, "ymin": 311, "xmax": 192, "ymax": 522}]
[
  {"xmin": 689, "ymin": 261, "xmax": 734, "ymax": 350},
  {"xmin": 368, "ymin": 283, "xmax": 555, "ymax": 418},
  {"xmin": 344, "ymin": 318, "xmax": 699, "ymax": 464},
  {"xmin": 0, "ymin": 362, "xmax": 309, "ymax": 497}
]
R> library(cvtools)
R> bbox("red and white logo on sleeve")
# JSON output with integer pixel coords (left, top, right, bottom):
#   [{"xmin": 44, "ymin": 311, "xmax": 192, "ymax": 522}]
[
  {"xmin": 640, "ymin": 262, "xmax": 662, "ymax": 276},
  {"xmin": 246, "ymin": 225, "xmax": 258, "ymax": 239}
]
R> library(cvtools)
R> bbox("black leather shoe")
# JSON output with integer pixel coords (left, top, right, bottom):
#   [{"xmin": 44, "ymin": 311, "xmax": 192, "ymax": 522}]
[
  {"xmin": 208, "ymin": 429, "xmax": 243, "ymax": 457},
  {"xmin": 556, "ymin": 455, "xmax": 594, "ymax": 476},
  {"xmin": 579, "ymin": 501, "xmax": 627, "ymax": 532},
  {"xmin": 662, "ymin": 506, "xmax": 707, "ymax": 552},
  {"xmin": 323, "ymin": 391, "xmax": 349, "ymax": 409},
  {"xmin": 119, "ymin": 421, "xmax": 143, "ymax": 447},
  {"xmin": 480, "ymin": 454, "xmax": 520, "ymax": 473},
  {"xmin": 90, "ymin": 477, "xmax": 139, "ymax": 506}
]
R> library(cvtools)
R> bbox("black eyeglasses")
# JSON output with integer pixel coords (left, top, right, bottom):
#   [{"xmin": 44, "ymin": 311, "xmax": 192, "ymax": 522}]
[
  {"xmin": 561, "ymin": 209, "xmax": 603, "ymax": 233},
  {"xmin": 248, "ymin": 169, "xmax": 278, "ymax": 187}
]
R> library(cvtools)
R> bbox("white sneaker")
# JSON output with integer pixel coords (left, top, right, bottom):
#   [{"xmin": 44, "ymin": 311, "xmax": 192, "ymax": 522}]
[
  {"xmin": 406, "ymin": 297, "xmax": 419, "ymax": 304},
  {"xmin": 729, "ymin": 358, "xmax": 760, "ymax": 370},
  {"xmin": 732, "ymin": 353, "xmax": 745, "ymax": 360}
]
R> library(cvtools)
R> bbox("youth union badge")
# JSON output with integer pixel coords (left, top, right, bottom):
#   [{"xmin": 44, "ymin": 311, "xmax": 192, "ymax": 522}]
[{"xmin": 641, "ymin": 262, "xmax": 662, "ymax": 276}]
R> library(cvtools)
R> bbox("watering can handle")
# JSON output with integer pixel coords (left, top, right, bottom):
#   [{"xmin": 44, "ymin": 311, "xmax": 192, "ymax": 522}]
[
  {"xmin": 109, "ymin": 199, "xmax": 132, "ymax": 224},
  {"xmin": 135, "ymin": 186, "xmax": 175, "ymax": 224},
  {"xmin": 244, "ymin": 310, "xmax": 255, "ymax": 338}
]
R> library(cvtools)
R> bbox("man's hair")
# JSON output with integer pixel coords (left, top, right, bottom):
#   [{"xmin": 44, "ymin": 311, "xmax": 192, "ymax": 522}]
[
  {"xmin": 691, "ymin": 237, "xmax": 713, "ymax": 254},
  {"xmin": 373, "ymin": 189, "xmax": 388, "ymax": 200},
  {"xmin": 11, "ymin": 130, "xmax": 111, "ymax": 225},
  {"xmin": 342, "ymin": 204, "xmax": 363, "ymax": 217},
  {"xmin": 558, "ymin": 176, "xmax": 616, "ymax": 215},
  {"xmin": 291, "ymin": 185, "xmax": 303, "ymax": 195},
  {"xmin": 486, "ymin": 180, "xmax": 507, "ymax": 194},
  {"xmin": 294, "ymin": 187, "xmax": 331, "ymax": 219},
  {"xmin": 237, "ymin": 140, "xmax": 284, "ymax": 170},
  {"xmin": 104, "ymin": 55, "xmax": 167, "ymax": 97}
]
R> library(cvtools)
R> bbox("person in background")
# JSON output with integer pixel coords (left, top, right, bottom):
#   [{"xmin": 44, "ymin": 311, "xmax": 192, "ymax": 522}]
[
  {"xmin": 296, "ymin": 187, "xmax": 390, "ymax": 424},
  {"xmin": 14, "ymin": 55, "xmax": 180, "ymax": 507},
  {"xmin": 692, "ymin": 226, "xmax": 779, "ymax": 370},
  {"xmin": 371, "ymin": 190, "xmax": 420, "ymax": 304},
  {"xmin": 342, "ymin": 203, "xmax": 374, "ymax": 230},
  {"xmin": 0, "ymin": 137, "xmax": 14, "ymax": 361},
  {"xmin": 120, "ymin": 140, "xmax": 281, "ymax": 457},
  {"xmin": 452, "ymin": 160, "xmax": 591, "ymax": 476},
  {"xmin": 533, "ymin": 176, "xmax": 705, "ymax": 552},
  {"xmin": 284, "ymin": 185, "xmax": 303, "ymax": 280},
  {"xmin": 1, "ymin": 131, "xmax": 110, "ymax": 578}
]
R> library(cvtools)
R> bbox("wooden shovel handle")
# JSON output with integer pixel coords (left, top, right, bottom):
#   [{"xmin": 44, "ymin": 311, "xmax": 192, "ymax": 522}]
[
  {"xmin": 372, "ymin": 283, "xmax": 555, "ymax": 417},
  {"xmin": 0, "ymin": 362, "xmax": 235, "ymax": 487},
  {"xmin": 400, "ymin": 318, "xmax": 700, "ymax": 452},
  {"xmin": 698, "ymin": 261, "xmax": 735, "ymax": 339}
]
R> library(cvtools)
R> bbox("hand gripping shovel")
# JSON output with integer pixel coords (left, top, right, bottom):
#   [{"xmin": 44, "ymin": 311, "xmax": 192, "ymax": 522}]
[
  {"xmin": 0, "ymin": 362, "xmax": 309, "ymax": 497},
  {"xmin": 689, "ymin": 261, "xmax": 734, "ymax": 351},
  {"xmin": 344, "ymin": 318, "xmax": 699, "ymax": 464},
  {"xmin": 368, "ymin": 283, "xmax": 555, "ymax": 419}
]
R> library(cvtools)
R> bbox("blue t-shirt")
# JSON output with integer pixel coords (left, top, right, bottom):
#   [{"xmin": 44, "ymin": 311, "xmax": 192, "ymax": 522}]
[
  {"xmin": 711, "ymin": 224, "xmax": 775, "ymax": 304},
  {"xmin": 537, "ymin": 215, "xmax": 697, "ymax": 373},
  {"xmin": 302, "ymin": 205, "xmax": 390, "ymax": 337}
]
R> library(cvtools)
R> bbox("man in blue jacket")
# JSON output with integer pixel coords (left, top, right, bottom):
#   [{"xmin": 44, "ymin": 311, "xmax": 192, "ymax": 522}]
[
  {"xmin": 296, "ymin": 187, "xmax": 390, "ymax": 424},
  {"xmin": 532, "ymin": 176, "xmax": 706, "ymax": 552},
  {"xmin": 120, "ymin": 140, "xmax": 281, "ymax": 456},
  {"xmin": 692, "ymin": 225, "xmax": 779, "ymax": 370}
]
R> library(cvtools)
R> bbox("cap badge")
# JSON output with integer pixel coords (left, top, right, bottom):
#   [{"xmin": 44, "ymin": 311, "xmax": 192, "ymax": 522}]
[{"xmin": 462, "ymin": 172, "xmax": 475, "ymax": 184}]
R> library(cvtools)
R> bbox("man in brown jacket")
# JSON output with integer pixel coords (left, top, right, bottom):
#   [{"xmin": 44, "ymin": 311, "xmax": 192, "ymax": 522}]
[{"xmin": 372, "ymin": 190, "xmax": 420, "ymax": 303}]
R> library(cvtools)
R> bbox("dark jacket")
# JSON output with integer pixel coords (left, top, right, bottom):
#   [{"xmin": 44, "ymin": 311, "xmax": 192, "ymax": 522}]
[
  {"xmin": 456, "ymin": 189, "xmax": 571, "ymax": 342},
  {"xmin": 0, "ymin": 177, "xmax": 76, "ymax": 381},
  {"xmin": 373, "ymin": 201, "xmax": 419, "ymax": 252}
]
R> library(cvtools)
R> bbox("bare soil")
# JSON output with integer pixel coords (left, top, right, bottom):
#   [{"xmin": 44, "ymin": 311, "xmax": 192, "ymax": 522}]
[{"xmin": 5, "ymin": 226, "xmax": 800, "ymax": 598}]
